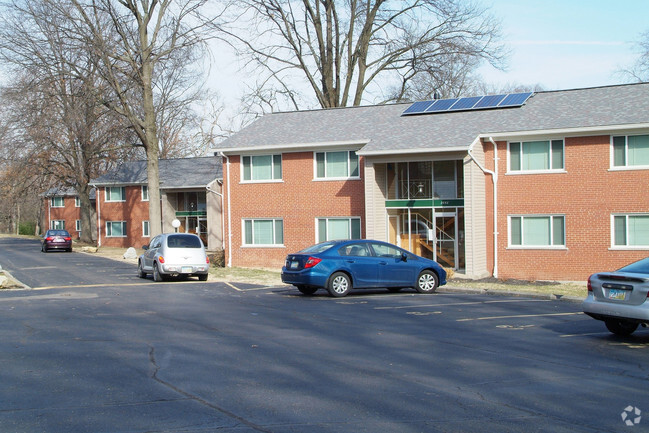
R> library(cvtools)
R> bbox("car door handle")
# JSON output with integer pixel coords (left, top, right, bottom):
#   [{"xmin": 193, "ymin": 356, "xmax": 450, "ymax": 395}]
[
  {"xmin": 379, "ymin": 261, "xmax": 387, "ymax": 265},
  {"xmin": 346, "ymin": 260, "xmax": 355, "ymax": 263}
]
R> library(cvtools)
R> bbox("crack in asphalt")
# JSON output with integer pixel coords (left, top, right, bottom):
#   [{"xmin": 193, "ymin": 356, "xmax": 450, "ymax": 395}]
[{"xmin": 148, "ymin": 345, "xmax": 273, "ymax": 433}]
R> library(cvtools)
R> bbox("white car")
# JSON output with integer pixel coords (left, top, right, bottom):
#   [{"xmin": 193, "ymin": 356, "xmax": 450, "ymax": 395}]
[
  {"xmin": 138, "ymin": 233, "xmax": 209, "ymax": 282},
  {"xmin": 582, "ymin": 257, "xmax": 649, "ymax": 336}
]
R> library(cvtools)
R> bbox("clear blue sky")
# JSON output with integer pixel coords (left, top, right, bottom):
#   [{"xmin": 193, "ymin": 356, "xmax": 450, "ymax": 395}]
[{"xmin": 480, "ymin": 0, "xmax": 649, "ymax": 90}]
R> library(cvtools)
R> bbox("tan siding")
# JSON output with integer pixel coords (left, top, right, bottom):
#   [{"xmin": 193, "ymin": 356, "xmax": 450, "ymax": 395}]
[{"xmin": 464, "ymin": 144, "xmax": 489, "ymax": 278}]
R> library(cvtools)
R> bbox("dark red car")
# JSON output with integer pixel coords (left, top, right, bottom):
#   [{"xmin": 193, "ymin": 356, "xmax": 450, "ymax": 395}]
[{"xmin": 41, "ymin": 230, "xmax": 72, "ymax": 253}]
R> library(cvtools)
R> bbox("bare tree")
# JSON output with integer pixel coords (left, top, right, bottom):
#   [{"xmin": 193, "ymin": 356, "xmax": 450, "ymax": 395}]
[
  {"xmin": 219, "ymin": 0, "xmax": 508, "ymax": 110},
  {"xmin": 56, "ymin": 0, "xmax": 219, "ymax": 237},
  {"xmin": 619, "ymin": 29, "xmax": 649, "ymax": 82}
]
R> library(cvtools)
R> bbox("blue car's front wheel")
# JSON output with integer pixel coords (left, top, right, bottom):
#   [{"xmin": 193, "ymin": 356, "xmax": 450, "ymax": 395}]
[
  {"xmin": 416, "ymin": 270, "xmax": 438, "ymax": 294},
  {"xmin": 327, "ymin": 272, "xmax": 351, "ymax": 297}
]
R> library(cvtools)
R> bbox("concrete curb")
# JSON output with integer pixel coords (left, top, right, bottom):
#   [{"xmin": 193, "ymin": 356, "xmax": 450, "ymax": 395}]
[{"xmin": 439, "ymin": 285, "xmax": 584, "ymax": 303}]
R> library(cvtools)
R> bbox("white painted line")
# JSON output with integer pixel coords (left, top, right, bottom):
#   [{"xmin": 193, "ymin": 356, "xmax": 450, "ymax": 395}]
[{"xmin": 457, "ymin": 312, "xmax": 584, "ymax": 322}]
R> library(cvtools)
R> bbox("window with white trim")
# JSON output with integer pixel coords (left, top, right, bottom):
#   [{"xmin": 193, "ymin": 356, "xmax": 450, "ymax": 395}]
[
  {"xmin": 142, "ymin": 221, "xmax": 150, "ymax": 237},
  {"xmin": 75, "ymin": 197, "xmax": 80, "ymax": 207},
  {"xmin": 612, "ymin": 135, "xmax": 649, "ymax": 168},
  {"xmin": 315, "ymin": 150, "xmax": 359, "ymax": 179},
  {"xmin": 509, "ymin": 140, "xmax": 564, "ymax": 172},
  {"xmin": 509, "ymin": 215, "xmax": 565, "ymax": 247},
  {"xmin": 76, "ymin": 220, "xmax": 81, "ymax": 232},
  {"xmin": 613, "ymin": 214, "xmax": 649, "ymax": 247},
  {"xmin": 242, "ymin": 155, "xmax": 282, "ymax": 181},
  {"xmin": 51, "ymin": 220, "xmax": 65, "ymax": 230},
  {"xmin": 106, "ymin": 221, "xmax": 127, "ymax": 237},
  {"xmin": 105, "ymin": 187, "xmax": 126, "ymax": 202},
  {"xmin": 316, "ymin": 217, "xmax": 361, "ymax": 243},
  {"xmin": 243, "ymin": 219, "xmax": 284, "ymax": 246},
  {"xmin": 51, "ymin": 196, "xmax": 64, "ymax": 207},
  {"xmin": 141, "ymin": 186, "xmax": 149, "ymax": 201}
]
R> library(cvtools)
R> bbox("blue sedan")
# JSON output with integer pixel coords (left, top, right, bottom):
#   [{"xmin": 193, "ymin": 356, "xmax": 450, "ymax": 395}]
[{"xmin": 281, "ymin": 239, "xmax": 447, "ymax": 297}]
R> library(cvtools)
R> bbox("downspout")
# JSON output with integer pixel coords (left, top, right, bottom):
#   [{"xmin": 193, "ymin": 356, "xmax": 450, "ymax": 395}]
[
  {"xmin": 467, "ymin": 136, "xmax": 499, "ymax": 279},
  {"xmin": 206, "ymin": 178, "xmax": 225, "ymax": 253},
  {"xmin": 96, "ymin": 187, "xmax": 102, "ymax": 247},
  {"xmin": 218, "ymin": 152, "xmax": 232, "ymax": 268}
]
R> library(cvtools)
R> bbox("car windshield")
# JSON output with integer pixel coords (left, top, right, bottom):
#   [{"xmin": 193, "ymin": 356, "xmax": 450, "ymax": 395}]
[
  {"xmin": 167, "ymin": 235, "xmax": 202, "ymax": 248},
  {"xmin": 298, "ymin": 241, "xmax": 337, "ymax": 254},
  {"xmin": 617, "ymin": 257, "xmax": 649, "ymax": 274},
  {"xmin": 48, "ymin": 230, "xmax": 69, "ymax": 237}
]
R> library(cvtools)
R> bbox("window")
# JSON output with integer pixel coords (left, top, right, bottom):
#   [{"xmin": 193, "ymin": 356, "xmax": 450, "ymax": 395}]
[
  {"xmin": 316, "ymin": 218, "xmax": 361, "ymax": 243},
  {"xmin": 76, "ymin": 220, "xmax": 81, "ymax": 232},
  {"xmin": 509, "ymin": 140, "xmax": 564, "ymax": 172},
  {"xmin": 243, "ymin": 219, "xmax": 284, "ymax": 246},
  {"xmin": 509, "ymin": 215, "xmax": 565, "ymax": 247},
  {"xmin": 141, "ymin": 186, "xmax": 149, "ymax": 201},
  {"xmin": 613, "ymin": 214, "xmax": 649, "ymax": 247},
  {"xmin": 75, "ymin": 197, "xmax": 80, "ymax": 207},
  {"xmin": 612, "ymin": 135, "xmax": 649, "ymax": 168},
  {"xmin": 51, "ymin": 220, "xmax": 65, "ymax": 230},
  {"xmin": 51, "ymin": 197, "xmax": 64, "ymax": 207},
  {"xmin": 106, "ymin": 221, "xmax": 127, "ymax": 237},
  {"xmin": 105, "ymin": 187, "xmax": 126, "ymax": 202},
  {"xmin": 143, "ymin": 221, "xmax": 150, "ymax": 237},
  {"xmin": 315, "ymin": 150, "xmax": 359, "ymax": 179},
  {"xmin": 242, "ymin": 155, "xmax": 282, "ymax": 181}
]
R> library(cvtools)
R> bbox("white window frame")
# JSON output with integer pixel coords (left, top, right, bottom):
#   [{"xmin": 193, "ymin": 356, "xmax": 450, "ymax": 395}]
[
  {"xmin": 105, "ymin": 187, "xmax": 126, "ymax": 202},
  {"xmin": 75, "ymin": 197, "xmax": 80, "ymax": 207},
  {"xmin": 75, "ymin": 220, "xmax": 81, "ymax": 232},
  {"xmin": 611, "ymin": 213, "xmax": 649, "ymax": 249},
  {"xmin": 51, "ymin": 220, "xmax": 65, "ymax": 230},
  {"xmin": 507, "ymin": 139, "xmax": 565, "ymax": 174},
  {"xmin": 142, "ymin": 220, "xmax": 150, "ymax": 237},
  {"xmin": 51, "ymin": 196, "xmax": 65, "ymax": 208},
  {"xmin": 508, "ymin": 214, "xmax": 566, "ymax": 249},
  {"xmin": 141, "ymin": 186, "xmax": 149, "ymax": 201},
  {"xmin": 106, "ymin": 221, "xmax": 127, "ymax": 237},
  {"xmin": 241, "ymin": 154, "xmax": 283, "ymax": 183},
  {"xmin": 314, "ymin": 150, "xmax": 360, "ymax": 180},
  {"xmin": 610, "ymin": 134, "xmax": 649, "ymax": 170},
  {"xmin": 316, "ymin": 217, "xmax": 362, "ymax": 243},
  {"xmin": 242, "ymin": 218, "xmax": 284, "ymax": 247}
]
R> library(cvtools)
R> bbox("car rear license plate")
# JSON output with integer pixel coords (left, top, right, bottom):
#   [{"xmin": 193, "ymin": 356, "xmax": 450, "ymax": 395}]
[
  {"xmin": 54, "ymin": 238, "xmax": 63, "ymax": 242},
  {"xmin": 181, "ymin": 266, "xmax": 193, "ymax": 273},
  {"xmin": 607, "ymin": 289, "xmax": 627, "ymax": 300},
  {"xmin": 290, "ymin": 261, "xmax": 299, "ymax": 269}
]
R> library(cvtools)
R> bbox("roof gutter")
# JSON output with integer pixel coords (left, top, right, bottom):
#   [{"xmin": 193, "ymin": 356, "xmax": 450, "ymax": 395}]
[
  {"xmin": 217, "ymin": 139, "xmax": 369, "ymax": 155},
  {"xmin": 467, "ymin": 136, "xmax": 499, "ymax": 279},
  {"xmin": 357, "ymin": 145, "xmax": 468, "ymax": 157}
]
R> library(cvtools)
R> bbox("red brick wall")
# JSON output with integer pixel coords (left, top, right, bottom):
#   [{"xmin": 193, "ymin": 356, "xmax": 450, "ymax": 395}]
[
  {"xmin": 98, "ymin": 186, "xmax": 150, "ymax": 248},
  {"xmin": 484, "ymin": 135, "xmax": 649, "ymax": 281},
  {"xmin": 223, "ymin": 152, "xmax": 366, "ymax": 268},
  {"xmin": 44, "ymin": 197, "xmax": 82, "ymax": 238}
]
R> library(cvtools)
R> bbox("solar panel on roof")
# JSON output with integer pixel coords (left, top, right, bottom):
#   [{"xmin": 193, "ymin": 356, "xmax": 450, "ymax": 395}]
[
  {"xmin": 499, "ymin": 92, "xmax": 533, "ymax": 107},
  {"xmin": 449, "ymin": 96, "xmax": 483, "ymax": 111},
  {"xmin": 402, "ymin": 100, "xmax": 435, "ymax": 115},
  {"xmin": 425, "ymin": 98, "xmax": 458, "ymax": 112},
  {"xmin": 474, "ymin": 94, "xmax": 506, "ymax": 108}
]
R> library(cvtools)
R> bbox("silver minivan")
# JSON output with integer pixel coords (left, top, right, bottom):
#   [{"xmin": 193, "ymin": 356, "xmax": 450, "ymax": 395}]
[{"xmin": 138, "ymin": 233, "xmax": 209, "ymax": 282}]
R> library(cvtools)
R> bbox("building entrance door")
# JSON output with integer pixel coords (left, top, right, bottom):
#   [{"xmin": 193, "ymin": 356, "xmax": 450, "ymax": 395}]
[{"xmin": 435, "ymin": 213, "xmax": 456, "ymax": 269}]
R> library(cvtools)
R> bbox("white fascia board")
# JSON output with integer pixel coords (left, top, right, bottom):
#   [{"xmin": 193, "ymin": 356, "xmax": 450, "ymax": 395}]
[
  {"xmin": 481, "ymin": 123, "xmax": 649, "ymax": 140},
  {"xmin": 218, "ymin": 139, "xmax": 370, "ymax": 155},
  {"xmin": 356, "ymin": 145, "xmax": 469, "ymax": 156}
]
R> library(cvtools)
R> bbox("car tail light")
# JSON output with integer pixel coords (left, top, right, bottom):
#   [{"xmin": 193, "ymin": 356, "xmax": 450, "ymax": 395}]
[
  {"xmin": 587, "ymin": 275, "xmax": 592, "ymax": 292},
  {"xmin": 304, "ymin": 257, "xmax": 322, "ymax": 269},
  {"xmin": 64, "ymin": 237, "xmax": 71, "ymax": 241},
  {"xmin": 158, "ymin": 256, "xmax": 165, "ymax": 264},
  {"xmin": 45, "ymin": 237, "xmax": 53, "ymax": 241},
  {"xmin": 206, "ymin": 256, "xmax": 210, "ymax": 264}
]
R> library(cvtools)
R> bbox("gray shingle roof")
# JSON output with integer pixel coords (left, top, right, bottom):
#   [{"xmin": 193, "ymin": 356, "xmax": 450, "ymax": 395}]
[
  {"xmin": 91, "ymin": 157, "xmax": 222, "ymax": 188},
  {"xmin": 213, "ymin": 83, "xmax": 649, "ymax": 155},
  {"xmin": 42, "ymin": 186, "xmax": 96, "ymax": 200}
]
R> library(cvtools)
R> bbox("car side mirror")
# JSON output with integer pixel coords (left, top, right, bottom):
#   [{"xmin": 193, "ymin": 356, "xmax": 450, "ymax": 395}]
[
  {"xmin": 401, "ymin": 252, "xmax": 408, "ymax": 262},
  {"xmin": 142, "ymin": 245, "xmax": 149, "ymax": 250}
]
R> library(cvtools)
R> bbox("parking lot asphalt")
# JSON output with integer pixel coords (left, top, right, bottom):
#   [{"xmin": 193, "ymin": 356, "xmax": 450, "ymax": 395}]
[{"xmin": 0, "ymin": 236, "xmax": 648, "ymax": 432}]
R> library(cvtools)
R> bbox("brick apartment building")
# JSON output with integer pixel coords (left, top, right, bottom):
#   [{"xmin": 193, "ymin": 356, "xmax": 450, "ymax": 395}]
[
  {"xmin": 214, "ymin": 83, "xmax": 649, "ymax": 281},
  {"xmin": 42, "ymin": 187, "xmax": 96, "ymax": 240}
]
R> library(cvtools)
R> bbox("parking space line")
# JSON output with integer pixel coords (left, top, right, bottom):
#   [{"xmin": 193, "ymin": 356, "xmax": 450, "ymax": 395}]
[
  {"xmin": 375, "ymin": 298, "xmax": 550, "ymax": 310},
  {"xmin": 457, "ymin": 312, "xmax": 583, "ymax": 322},
  {"xmin": 29, "ymin": 282, "xmax": 161, "ymax": 290}
]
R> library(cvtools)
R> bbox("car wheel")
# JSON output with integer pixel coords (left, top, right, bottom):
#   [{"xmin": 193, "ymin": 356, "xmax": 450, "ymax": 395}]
[
  {"xmin": 137, "ymin": 260, "xmax": 147, "ymax": 278},
  {"xmin": 387, "ymin": 287, "xmax": 402, "ymax": 293},
  {"xmin": 198, "ymin": 274, "xmax": 208, "ymax": 281},
  {"xmin": 327, "ymin": 272, "xmax": 351, "ymax": 297},
  {"xmin": 605, "ymin": 319, "xmax": 639, "ymax": 336},
  {"xmin": 153, "ymin": 263, "xmax": 165, "ymax": 282},
  {"xmin": 297, "ymin": 285, "xmax": 318, "ymax": 295},
  {"xmin": 415, "ymin": 270, "xmax": 438, "ymax": 294}
]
